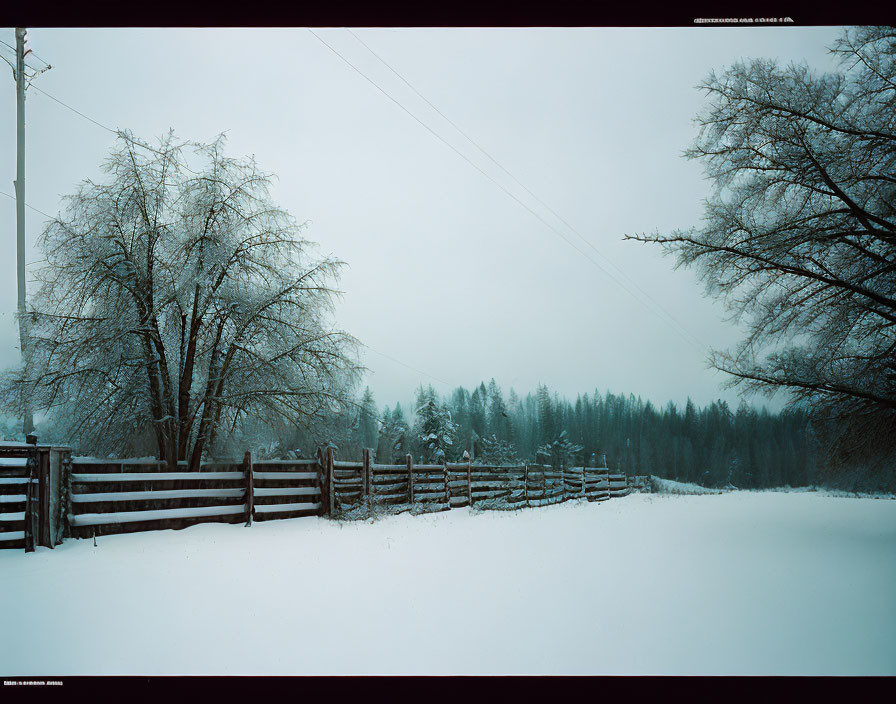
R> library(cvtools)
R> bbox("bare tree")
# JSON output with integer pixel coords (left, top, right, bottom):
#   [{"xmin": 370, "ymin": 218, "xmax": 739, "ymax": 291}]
[
  {"xmin": 627, "ymin": 27, "xmax": 896, "ymax": 478},
  {"xmin": 5, "ymin": 132, "xmax": 361, "ymax": 469}
]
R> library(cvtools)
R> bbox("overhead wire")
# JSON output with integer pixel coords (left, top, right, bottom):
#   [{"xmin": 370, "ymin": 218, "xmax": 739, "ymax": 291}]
[
  {"xmin": 309, "ymin": 29, "xmax": 705, "ymax": 353},
  {"xmin": 0, "ymin": 189, "xmax": 53, "ymax": 219},
  {"xmin": 364, "ymin": 346, "xmax": 455, "ymax": 389},
  {"xmin": 0, "ymin": 37, "xmax": 51, "ymax": 68},
  {"xmin": 345, "ymin": 28, "xmax": 706, "ymax": 350}
]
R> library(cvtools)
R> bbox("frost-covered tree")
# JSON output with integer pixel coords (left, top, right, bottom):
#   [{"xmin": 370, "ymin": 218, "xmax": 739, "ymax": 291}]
[
  {"xmin": 355, "ymin": 387, "xmax": 378, "ymax": 451},
  {"xmin": 375, "ymin": 403, "xmax": 409, "ymax": 464},
  {"xmin": 470, "ymin": 383, "xmax": 487, "ymax": 441},
  {"xmin": 5, "ymin": 132, "xmax": 360, "ymax": 467},
  {"xmin": 535, "ymin": 384, "xmax": 557, "ymax": 449},
  {"xmin": 487, "ymin": 378, "xmax": 511, "ymax": 441},
  {"xmin": 628, "ymin": 27, "xmax": 896, "ymax": 480},
  {"xmin": 448, "ymin": 386, "xmax": 473, "ymax": 456},
  {"xmin": 374, "ymin": 406, "xmax": 391, "ymax": 462},
  {"xmin": 414, "ymin": 393, "xmax": 457, "ymax": 463}
]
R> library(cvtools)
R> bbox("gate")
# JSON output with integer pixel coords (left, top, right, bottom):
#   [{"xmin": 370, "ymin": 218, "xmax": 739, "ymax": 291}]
[{"xmin": 0, "ymin": 443, "xmax": 68, "ymax": 551}]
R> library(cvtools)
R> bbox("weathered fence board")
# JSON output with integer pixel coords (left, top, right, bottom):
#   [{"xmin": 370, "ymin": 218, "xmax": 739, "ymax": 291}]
[
  {"xmin": 72, "ymin": 472, "xmax": 244, "ymax": 482},
  {"xmin": 254, "ymin": 502, "xmax": 322, "ymax": 514},
  {"xmin": 71, "ymin": 489, "xmax": 246, "ymax": 502},
  {"xmin": 70, "ymin": 504, "xmax": 247, "ymax": 526},
  {"xmin": 254, "ymin": 487, "xmax": 319, "ymax": 497},
  {"xmin": 249, "ymin": 471, "xmax": 317, "ymax": 481}
]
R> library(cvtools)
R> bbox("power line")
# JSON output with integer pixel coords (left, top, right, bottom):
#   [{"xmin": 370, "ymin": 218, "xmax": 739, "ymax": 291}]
[
  {"xmin": 365, "ymin": 346, "xmax": 455, "ymax": 389},
  {"xmin": 28, "ymin": 84, "xmax": 200, "ymax": 173},
  {"xmin": 0, "ymin": 189, "xmax": 53, "ymax": 219},
  {"xmin": 25, "ymin": 48, "xmax": 50, "ymax": 68},
  {"xmin": 306, "ymin": 32, "xmax": 624, "ymax": 287},
  {"xmin": 309, "ymin": 29, "xmax": 705, "ymax": 353},
  {"xmin": 0, "ymin": 37, "xmax": 51, "ymax": 68},
  {"xmin": 345, "ymin": 28, "xmax": 706, "ymax": 350},
  {"xmin": 29, "ymin": 84, "xmax": 113, "ymax": 134},
  {"xmin": 0, "ymin": 42, "xmax": 46, "ymax": 78}
]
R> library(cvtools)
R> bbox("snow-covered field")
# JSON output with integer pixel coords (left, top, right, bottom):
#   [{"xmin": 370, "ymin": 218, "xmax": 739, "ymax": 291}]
[{"xmin": 2, "ymin": 492, "xmax": 894, "ymax": 675}]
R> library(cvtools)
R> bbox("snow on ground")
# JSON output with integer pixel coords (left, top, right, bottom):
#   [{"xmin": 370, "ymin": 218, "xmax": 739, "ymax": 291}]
[
  {"xmin": 753, "ymin": 486, "xmax": 896, "ymax": 500},
  {"xmin": 2, "ymin": 492, "xmax": 895, "ymax": 675},
  {"xmin": 649, "ymin": 476, "xmax": 727, "ymax": 495},
  {"xmin": 649, "ymin": 476, "xmax": 895, "ymax": 499}
]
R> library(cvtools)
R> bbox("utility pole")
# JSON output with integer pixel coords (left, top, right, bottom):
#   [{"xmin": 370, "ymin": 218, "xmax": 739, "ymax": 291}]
[
  {"xmin": 14, "ymin": 27, "xmax": 32, "ymax": 438},
  {"xmin": 6, "ymin": 28, "xmax": 49, "ymax": 440}
]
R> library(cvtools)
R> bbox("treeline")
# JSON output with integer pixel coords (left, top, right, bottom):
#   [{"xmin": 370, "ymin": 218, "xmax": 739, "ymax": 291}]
[{"xmin": 289, "ymin": 381, "xmax": 821, "ymax": 490}]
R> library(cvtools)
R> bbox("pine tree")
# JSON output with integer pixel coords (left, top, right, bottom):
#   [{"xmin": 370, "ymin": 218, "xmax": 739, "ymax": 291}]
[
  {"xmin": 487, "ymin": 378, "xmax": 511, "ymax": 441},
  {"xmin": 374, "ymin": 404, "xmax": 408, "ymax": 464},
  {"xmin": 356, "ymin": 387, "xmax": 378, "ymax": 451},
  {"xmin": 414, "ymin": 396, "xmax": 457, "ymax": 463}
]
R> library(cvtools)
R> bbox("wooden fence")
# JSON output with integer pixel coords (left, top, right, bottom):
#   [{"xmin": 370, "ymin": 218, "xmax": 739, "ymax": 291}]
[
  {"xmin": 5, "ymin": 445, "xmax": 630, "ymax": 549},
  {"xmin": 322, "ymin": 447, "xmax": 629, "ymax": 516},
  {"xmin": 67, "ymin": 454, "xmax": 322, "ymax": 538}
]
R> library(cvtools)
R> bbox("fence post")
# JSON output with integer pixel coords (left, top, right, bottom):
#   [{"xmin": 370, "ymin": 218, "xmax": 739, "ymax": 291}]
[
  {"xmin": 243, "ymin": 450, "xmax": 254, "ymax": 527},
  {"xmin": 23, "ymin": 450, "xmax": 36, "ymax": 552},
  {"xmin": 316, "ymin": 447, "xmax": 326, "ymax": 516},
  {"xmin": 61, "ymin": 449, "xmax": 73, "ymax": 541},
  {"xmin": 442, "ymin": 459, "xmax": 450, "ymax": 508},
  {"xmin": 581, "ymin": 462, "xmax": 586, "ymax": 498},
  {"xmin": 407, "ymin": 453, "xmax": 414, "ymax": 505},
  {"xmin": 327, "ymin": 446, "xmax": 336, "ymax": 515},
  {"xmin": 362, "ymin": 448, "xmax": 370, "ymax": 500},
  {"xmin": 467, "ymin": 459, "xmax": 472, "ymax": 506},
  {"xmin": 36, "ymin": 449, "xmax": 50, "ymax": 547},
  {"xmin": 602, "ymin": 453, "xmax": 610, "ymax": 501},
  {"xmin": 561, "ymin": 459, "xmax": 567, "ymax": 503},
  {"xmin": 368, "ymin": 451, "xmax": 377, "ymax": 511},
  {"xmin": 524, "ymin": 462, "xmax": 529, "ymax": 507}
]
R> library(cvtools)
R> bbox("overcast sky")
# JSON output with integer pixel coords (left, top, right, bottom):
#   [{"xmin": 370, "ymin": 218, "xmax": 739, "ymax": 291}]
[{"xmin": 0, "ymin": 26, "xmax": 845, "ymax": 414}]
